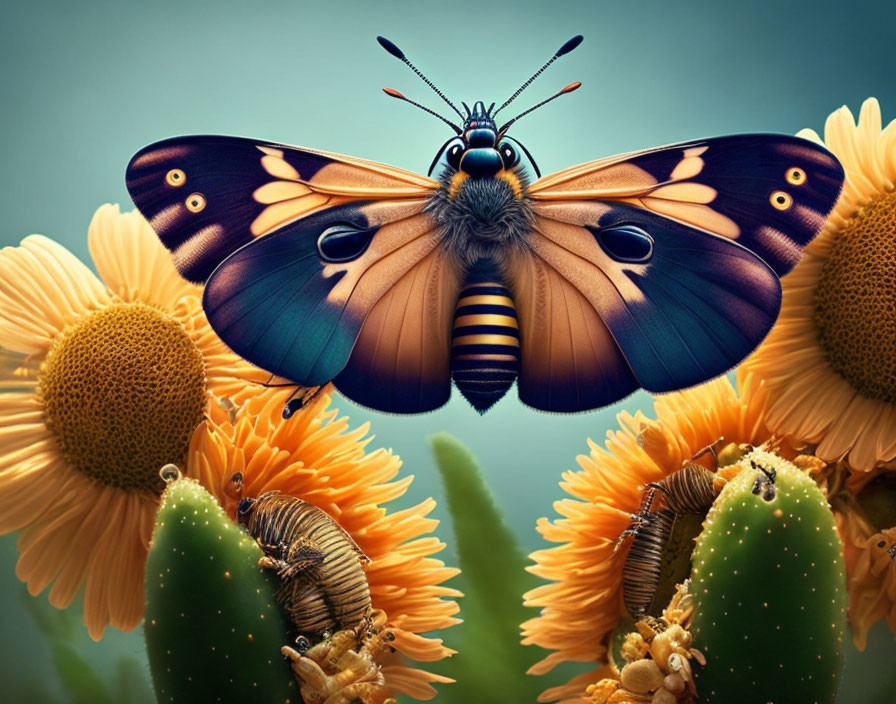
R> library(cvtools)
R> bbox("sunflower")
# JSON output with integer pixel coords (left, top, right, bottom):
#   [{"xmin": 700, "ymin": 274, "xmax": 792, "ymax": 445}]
[
  {"xmin": 188, "ymin": 390, "xmax": 461, "ymax": 702},
  {"xmin": 738, "ymin": 98, "xmax": 896, "ymax": 472},
  {"xmin": 0, "ymin": 204, "xmax": 272, "ymax": 640},
  {"xmin": 521, "ymin": 375, "xmax": 784, "ymax": 704}
]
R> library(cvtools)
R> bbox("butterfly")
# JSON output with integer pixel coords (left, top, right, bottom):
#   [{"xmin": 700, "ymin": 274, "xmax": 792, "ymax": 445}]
[{"xmin": 126, "ymin": 35, "xmax": 843, "ymax": 415}]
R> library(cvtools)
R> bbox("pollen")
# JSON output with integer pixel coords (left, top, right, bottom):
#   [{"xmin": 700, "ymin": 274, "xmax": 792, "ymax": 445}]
[
  {"xmin": 38, "ymin": 302, "xmax": 207, "ymax": 493},
  {"xmin": 814, "ymin": 190, "xmax": 896, "ymax": 403}
]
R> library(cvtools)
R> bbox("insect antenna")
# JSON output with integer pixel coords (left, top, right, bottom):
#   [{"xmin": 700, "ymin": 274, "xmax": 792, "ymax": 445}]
[
  {"xmin": 382, "ymin": 88, "xmax": 461, "ymax": 133},
  {"xmin": 492, "ymin": 35, "xmax": 583, "ymax": 117},
  {"xmin": 377, "ymin": 36, "xmax": 465, "ymax": 120},
  {"xmin": 497, "ymin": 82, "xmax": 582, "ymax": 137}
]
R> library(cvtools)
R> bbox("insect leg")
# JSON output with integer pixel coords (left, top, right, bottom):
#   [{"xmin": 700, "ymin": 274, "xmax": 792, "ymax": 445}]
[
  {"xmin": 615, "ymin": 487, "xmax": 659, "ymax": 551},
  {"xmin": 283, "ymin": 385, "xmax": 326, "ymax": 419},
  {"xmin": 281, "ymin": 646, "xmax": 331, "ymax": 693},
  {"xmin": 645, "ymin": 480, "xmax": 672, "ymax": 498},
  {"xmin": 266, "ymin": 537, "xmax": 327, "ymax": 582},
  {"xmin": 688, "ymin": 437, "xmax": 725, "ymax": 465},
  {"xmin": 317, "ymin": 630, "xmax": 359, "ymax": 671},
  {"xmin": 258, "ymin": 555, "xmax": 292, "ymax": 573}
]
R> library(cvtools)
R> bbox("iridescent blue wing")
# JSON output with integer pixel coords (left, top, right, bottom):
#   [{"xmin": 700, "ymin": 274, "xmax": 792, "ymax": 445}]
[
  {"xmin": 509, "ymin": 135, "xmax": 843, "ymax": 409},
  {"xmin": 125, "ymin": 135, "xmax": 437, "ymax": 282},
  {"xmin": 127, "ymin": 136, "xmax": 459, "ymax": 413},
  {"xmin": 200, "ymin": 199, "xmax": 459, "ymax": 411}
]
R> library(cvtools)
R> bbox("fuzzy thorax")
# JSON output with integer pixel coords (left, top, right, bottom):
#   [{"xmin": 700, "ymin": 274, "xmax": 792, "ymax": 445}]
[{"xmin": 426, "ymin": 167, "xmax": 533, "ymax": 267}]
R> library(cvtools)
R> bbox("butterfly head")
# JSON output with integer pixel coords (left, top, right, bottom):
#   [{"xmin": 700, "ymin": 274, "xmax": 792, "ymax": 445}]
[
  {"xmin": 431, "ymin": 100, "xmax": 505, "ymax": 179},
  {"xmin": 378, "ymin": 35, "xmax": 583, "ymax": 180}
]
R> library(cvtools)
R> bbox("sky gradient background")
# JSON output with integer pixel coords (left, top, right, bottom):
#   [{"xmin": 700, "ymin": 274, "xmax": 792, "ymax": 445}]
[{"xmin": 1, "ymin": 1, "xmax": 895, "ymax": 701}]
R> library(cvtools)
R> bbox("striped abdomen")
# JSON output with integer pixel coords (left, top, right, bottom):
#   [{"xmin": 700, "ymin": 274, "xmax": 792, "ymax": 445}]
[
  {"xmin": 622, "ymin": 508, "xmax": 676, "ymax": 618},
  {"xmin": 651, "ymin": 464, "xmax": 717, "ymax": 514},
  {"xmin": 245, "ymin": 492, "xmax": 371, "ymax": 639},
  {"xmin": 450, "ymin": 280, "xmax": 520, "ymax": 413}
]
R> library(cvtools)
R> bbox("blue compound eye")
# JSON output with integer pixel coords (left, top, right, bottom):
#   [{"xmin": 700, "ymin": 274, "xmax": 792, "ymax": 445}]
[
  {"xmin": 498, "ymin": 142, "xmax": 519, "ymax": 169},
  {"xmin": 237, "ymin": 497, "xmax": 255, "ymax": 517},
  {"xmin": 428, "ymin": 137, "xmax": 466, "ymax": 177},
  {"xmin": 496, "ymin": 136, "xmax": 540, "ymax": 177},
  {"xmin": 447, "ymin": 143, "xmax": 464, "ymax": 169}
]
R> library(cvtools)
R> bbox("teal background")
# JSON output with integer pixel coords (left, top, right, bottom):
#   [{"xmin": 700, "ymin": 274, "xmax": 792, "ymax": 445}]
[{"xmin": 1, "ymin": 0, "xmax": 895, "ymax": 701}]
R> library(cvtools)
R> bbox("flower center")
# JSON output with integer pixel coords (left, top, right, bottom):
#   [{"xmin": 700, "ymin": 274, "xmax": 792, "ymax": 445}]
[
  {"xmin": 38, "ymin": 302, "xmax": 207, "ymax": 493},
  {"xmin": 814, "ymin": 191, "xmax": 896, "ymax": 403}
]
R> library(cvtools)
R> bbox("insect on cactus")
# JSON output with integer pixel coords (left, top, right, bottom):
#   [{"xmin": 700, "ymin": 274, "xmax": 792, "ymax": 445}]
[
  {"xmin": 689, "ymin": 449, "xmax": 847, "ymax": 704},
  {"xmin": 232, "ymin": 475, "xmax": 374, "ymax": 647},
  {"xmin": 618, "ymin": 441, "xmax": 722, "ymax": 619}
]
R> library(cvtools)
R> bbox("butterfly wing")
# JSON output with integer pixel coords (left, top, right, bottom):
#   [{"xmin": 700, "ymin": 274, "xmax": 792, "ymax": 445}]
[
  {"xmin": 508, "ymin": 250, "xmax": 640, "ymax": 412},
  {"xmin": 509, "ymin": 135, "xmax": 843, "ymax": 411},
  {"xmin": 126, "ymin": 135, "xmax": 437, "ymax": 282},
  {"xmin": 333, "ymin": 248, "xmax": 462, "ymax": 413},
  {"xmin": 529, "ymin": 134, "xmax": 844, "ymax": 274},
  {"xmin": 127, "ymin": 136, "xmax": 459, "ymax": 413}
]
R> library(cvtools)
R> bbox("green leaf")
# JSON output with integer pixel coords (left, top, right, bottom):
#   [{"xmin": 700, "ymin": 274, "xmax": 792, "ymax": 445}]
[
  {"xmin": 51, "ymin": 642, "xmax": 112, "ymax": 704},
  {"xmin": 429, "ymin": 432, "xmax": 546, "ymax": 704},
  {"xmin": 18, "ymin": 586, "xmax": 112, "ymax": 704},
  {"xmin": 19, "ymin": 586, "xmax": 78, "ymax": 642}
]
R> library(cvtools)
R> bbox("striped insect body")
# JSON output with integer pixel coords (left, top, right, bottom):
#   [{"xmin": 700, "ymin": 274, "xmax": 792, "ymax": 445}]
[
  {"xmin": 621, "ymin": 501, "xmax": 677, "ymax": 620},
  {"xmin": 237, "ymin": 490, "xmax": 372, "ymax": 644},
  {"xmin": 647, "ymin": 463, "xmax": 717, "ymax": 515},
  {"xmin": 619, "ymin": 442, "xmax": 722, "ymax": 619},
  {"xmin": 450, "ymin": 264, "xmax": 521, "ymax": 412}
]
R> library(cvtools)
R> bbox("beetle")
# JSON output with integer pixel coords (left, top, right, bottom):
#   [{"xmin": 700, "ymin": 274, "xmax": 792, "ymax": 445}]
[
  {"xmin": 235, "ymin": 484, "xmax": 373, "ymax": 643},
  {"xmin": 619, "ymin": 441, "xmax": 722, "ymax": 618}
]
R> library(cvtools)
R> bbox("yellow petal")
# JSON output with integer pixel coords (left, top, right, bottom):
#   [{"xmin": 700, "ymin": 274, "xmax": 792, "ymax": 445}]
[
  {"xmin": 0, "ymin": 236, "xmax": 109, "ymax": 354},
  {"xmin": 88, "ymin": 203, "xmax": 199, "ymax": 308}
]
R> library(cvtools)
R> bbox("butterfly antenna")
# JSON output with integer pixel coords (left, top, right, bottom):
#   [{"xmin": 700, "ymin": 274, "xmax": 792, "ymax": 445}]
[
  {"xmin": 498, "ymin": 82, "xmax": 582, "ymax": 136},
  {"xmin": 492, "ymin": 35, "xmax": 583, "ymax": 118},
  {"xmin": 382, "ymin": 88, "xmax": 461, "ymax": 133},
  {"xmin": 377, "ymin": 36, "xmax": 466, "ymax": 120}
]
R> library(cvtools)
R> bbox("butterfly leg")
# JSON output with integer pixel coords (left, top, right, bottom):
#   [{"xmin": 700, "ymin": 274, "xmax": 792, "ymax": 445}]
[{"xmin": 283, "ymin": 385, "xmax": 326, "ymax": 419}]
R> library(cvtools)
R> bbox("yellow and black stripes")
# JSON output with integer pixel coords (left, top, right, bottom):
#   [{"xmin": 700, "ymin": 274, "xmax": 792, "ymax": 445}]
[
  {"xmin": 243, "ymin": 492, "xmax": 371, "ymax": 640},
  {"xmin": 450, "ymin": 280, "xmax": 520, "ymax": 413}
]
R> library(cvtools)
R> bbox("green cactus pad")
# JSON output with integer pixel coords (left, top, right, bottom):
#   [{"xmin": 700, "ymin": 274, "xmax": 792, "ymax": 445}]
[
  {"xmin": 144, "ymin": 477, "xmax": 296, "ymax": 703},
  {"xmin": 690, "ymin": 450, "xmax": 847, "ymax": 704}
]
